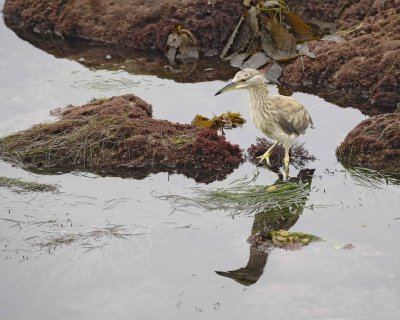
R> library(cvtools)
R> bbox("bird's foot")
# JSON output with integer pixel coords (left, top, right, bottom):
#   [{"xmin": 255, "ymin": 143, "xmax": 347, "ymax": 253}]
[{"xmin": 257, "ymin": 152, "xmax": 271, "ymax": 166}]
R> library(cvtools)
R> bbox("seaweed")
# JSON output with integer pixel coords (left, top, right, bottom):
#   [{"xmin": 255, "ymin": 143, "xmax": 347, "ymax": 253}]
[{"xmin": 0, "ymin": 176, "xmax": 58, "ymax": 193}]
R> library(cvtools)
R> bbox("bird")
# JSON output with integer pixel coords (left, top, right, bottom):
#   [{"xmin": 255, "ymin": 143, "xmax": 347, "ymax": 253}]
[{"xmin": 215, "ymin": 68, "xmax": 313, "ymax": 171}]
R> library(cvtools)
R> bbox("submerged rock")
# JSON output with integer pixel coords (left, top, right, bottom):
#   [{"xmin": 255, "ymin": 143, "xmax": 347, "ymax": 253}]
[
  {"xmin": 336, "ymin": 113, "xmax": 400, "ymax": 176},
  {"xmin": 0, "ymin": 95, "xmax": 243, "ymax": 183}
]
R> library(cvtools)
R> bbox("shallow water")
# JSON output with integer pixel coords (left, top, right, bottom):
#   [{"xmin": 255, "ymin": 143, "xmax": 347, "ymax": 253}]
[{"xmin": 1, "ymin": 3, "xmax": 400, "ymax": 319}]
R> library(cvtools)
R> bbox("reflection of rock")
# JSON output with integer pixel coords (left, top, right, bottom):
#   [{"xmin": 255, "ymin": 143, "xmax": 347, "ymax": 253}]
[
  {"xmin": 216, "ymin": 169, "xmax": 315, "ymax": 286},
  {"xmin": 281, "ymin": 0, "xmax": 400, "ymax": 114},
  {"xmin": 0, "ymin": 95, "xmax": 243, "ymax": 183},
  {"xmin": 2, "ymin": 26, "xmax": 237, "ymax": 83},
  {"xmin": 3, "ymin": 0, "xmax": 243, "ymax": 57},
  {"xmin": 336, "ymin": 113, "xmax": 400, "ymax": 176}
]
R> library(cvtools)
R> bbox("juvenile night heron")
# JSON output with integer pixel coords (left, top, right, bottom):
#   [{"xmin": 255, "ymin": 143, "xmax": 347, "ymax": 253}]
[{"xmin": 215, "ymin": 68, "xmax": 313, "ymax": 169}]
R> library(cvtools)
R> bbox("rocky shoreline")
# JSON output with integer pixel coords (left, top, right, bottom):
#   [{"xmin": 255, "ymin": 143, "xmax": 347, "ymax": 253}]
[{"xmin": 2, "ymin": 0, "xmax": 399, "ymax": 175}]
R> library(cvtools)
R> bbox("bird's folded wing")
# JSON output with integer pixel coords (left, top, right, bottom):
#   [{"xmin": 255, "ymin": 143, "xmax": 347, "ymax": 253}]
[{"xmin": 268, "ymin": 96, "xmax": 313, "ymax": 135}]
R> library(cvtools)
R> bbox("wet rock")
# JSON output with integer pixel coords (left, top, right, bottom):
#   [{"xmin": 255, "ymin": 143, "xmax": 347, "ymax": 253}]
[
  {"xmin": 229, "ymin": 53, "xmax": 251, "ymax": 68},
  {"xmin": 165, "ymin": 27, "xmax": 199, "ymax": 65},
  {"xmin": 3, "ymin": 0, "xmax": 244, "ymax": 57},
  {"xmin": 264, "ymin": 62, "xmax": 283, "ymax": 84},
  {"xmin": 241, "ymin": 52, "xmax": 270, "ymax": 69},
  {"xmin": 336, "ymin": 113, "xmax": 400, "ymax": 176},
  {"xmin": 0, "ymin": 95, "xmax": 243, "ymax": 183},
  {"xmin": 281, "ymin": 0, "xmax": 400, "ymax": 114},
  {"xmin": 297, "ymin": 43, "xmax": 315, "ymax": 59}
]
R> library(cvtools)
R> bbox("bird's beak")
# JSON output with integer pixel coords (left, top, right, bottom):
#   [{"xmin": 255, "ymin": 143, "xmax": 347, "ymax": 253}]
[{"xmin": 215, "ymin": 81, "xmax": 238, "ymax": 96}]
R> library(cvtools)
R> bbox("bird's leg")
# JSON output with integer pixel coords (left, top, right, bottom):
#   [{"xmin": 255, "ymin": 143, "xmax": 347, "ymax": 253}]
[
  {"xmin": 257, "ymin": 141, "xmax": 278, "ymax": 165},
  {"xmin": 284, "ymin": 147, "xmax": 290, "ymax": 180}
]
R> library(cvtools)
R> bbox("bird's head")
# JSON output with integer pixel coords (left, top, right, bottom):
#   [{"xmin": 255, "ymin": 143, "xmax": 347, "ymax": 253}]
[{"xmin": 215, "ymin": 68, "xmax": 266, "ymax": 96}]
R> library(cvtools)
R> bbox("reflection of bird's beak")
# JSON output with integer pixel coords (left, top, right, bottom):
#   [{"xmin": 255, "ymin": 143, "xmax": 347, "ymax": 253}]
[{"xmin": 215, "ymin": 81, "xmax": 238, "ymax": 96}]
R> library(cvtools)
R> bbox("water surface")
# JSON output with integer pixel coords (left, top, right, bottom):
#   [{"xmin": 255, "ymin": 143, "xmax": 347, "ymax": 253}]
[{"xmin": 1, "ymin": 3, "xmax": 400, "ymax": 319}]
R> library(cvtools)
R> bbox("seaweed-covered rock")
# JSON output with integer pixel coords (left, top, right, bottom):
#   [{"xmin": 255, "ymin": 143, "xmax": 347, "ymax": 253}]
[
  {"xmin": 247, "ymin": 137, "xmax": 316, "ymax": 169},
  {"xmin": 281, "ymin": 0, "xmax": 400, "ymax": 114},
  {"xmin": 336, "ymin": 113, "xmax": 400, "ymax": 175},
  {"xmin": 3, "ymin": 0, "xmax": 243, "ymax": 57},
  {"xmin": 286, "ymin": 0, "xmax": 349, "ymax": 23},
  {"xmin": 0, "ymin": 94, "xmax": 243, "ymax": 183}
]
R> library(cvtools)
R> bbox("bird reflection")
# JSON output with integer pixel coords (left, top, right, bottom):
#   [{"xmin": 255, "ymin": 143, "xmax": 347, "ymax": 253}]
[{"xmin": 215, "ymin": 168, "xmax": 314, "ymax": 286}]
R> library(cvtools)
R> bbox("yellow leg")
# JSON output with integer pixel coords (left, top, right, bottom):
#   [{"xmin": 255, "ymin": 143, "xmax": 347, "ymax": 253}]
[
  {"xmin": 284, "ymin": 147, "xmax": 290, "ymax": 167},
  {"xmin": 284, "ymin": 147, "xmax": 290, "ymax": 179},
  {"xmin": 257, "ymin": 141, "xmax": 278, "ymax": 165}
]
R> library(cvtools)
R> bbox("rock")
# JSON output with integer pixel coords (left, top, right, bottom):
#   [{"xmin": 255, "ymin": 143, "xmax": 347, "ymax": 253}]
[
  {"xmin": 297, "ymin": 43, "xmax": 315, "ymax": 58},
  {"xmin": 3, "ymin": 0, "xmax": 244, "ymax": 57},
  {"xmin": 229, "ymin": 53, "xmax": 250, "ymax": 68},
  {"xmin": 0, "ymin": 94, "xmax": 243, "ymax": 183},
  {"xmin": 321, "ymin": 34, "xmax": 344, "ymax": 43},
  {"xmin": 281, "ymin": 0, "xmax": 400, "ymax": 114},
  {"xmin": 286, "ymin": 0, "xmax": 349, "ymax": 23},
  {"xmin": 336, "ymin": 113, "xmax": 400, "ymax": 176},
  {"xmin": 165, "ymin": 29, "xmax": 199, "ymax": 64},
  {"xmin": 241, "ymin": 52, "xmax": 270, "ymax": 69},
  {"xmin": 264, "ymin": 62, "xmax": 283, "ymax": 84},
  {"xmin": 3, "ymin": 25, "xmax": 237, "ymax": 83}
]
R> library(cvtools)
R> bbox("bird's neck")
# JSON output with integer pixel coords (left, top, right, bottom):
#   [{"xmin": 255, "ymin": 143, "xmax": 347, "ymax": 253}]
[{"xmin": 248, "ymin": 82, "xmax": 270, "ymax": 110}]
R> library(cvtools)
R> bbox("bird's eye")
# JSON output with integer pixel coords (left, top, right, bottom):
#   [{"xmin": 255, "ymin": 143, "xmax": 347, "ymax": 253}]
[{"xmin": 241, "ymin": 79, "xmax": 246, "ymax": 82}]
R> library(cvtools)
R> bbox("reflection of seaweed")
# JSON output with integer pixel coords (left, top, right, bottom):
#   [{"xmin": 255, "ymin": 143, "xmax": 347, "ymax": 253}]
[
  {"xmin": 344, "ymin": 166, "xmax": 400, "ymax": 188},
  {"xmin": 26, "ymin": 225, "xmax": 141, "ymax": 252},
  {"xmin": 156, "ymin": 169, "xmax": 319, "ymax": 216},
  {"xmin": 71, "ymin": 76, "xmax": 141, "ymax": 91},
  {"xmin": 1, "ymin": 217, "xmax": 149, "ymax": 257},
  {"xmin": 157, "ymin": 178, "xmax": 312, "ymax": 216},
  {"xmin": 0, "ymin": 176, "xmax": 58, "ymax": 193}
]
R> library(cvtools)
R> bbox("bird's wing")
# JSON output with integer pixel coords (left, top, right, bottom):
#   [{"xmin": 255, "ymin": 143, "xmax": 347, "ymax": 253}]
[{"xmin": 268, "ymin": 96, "xmax": 313, "ymax": 135}]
